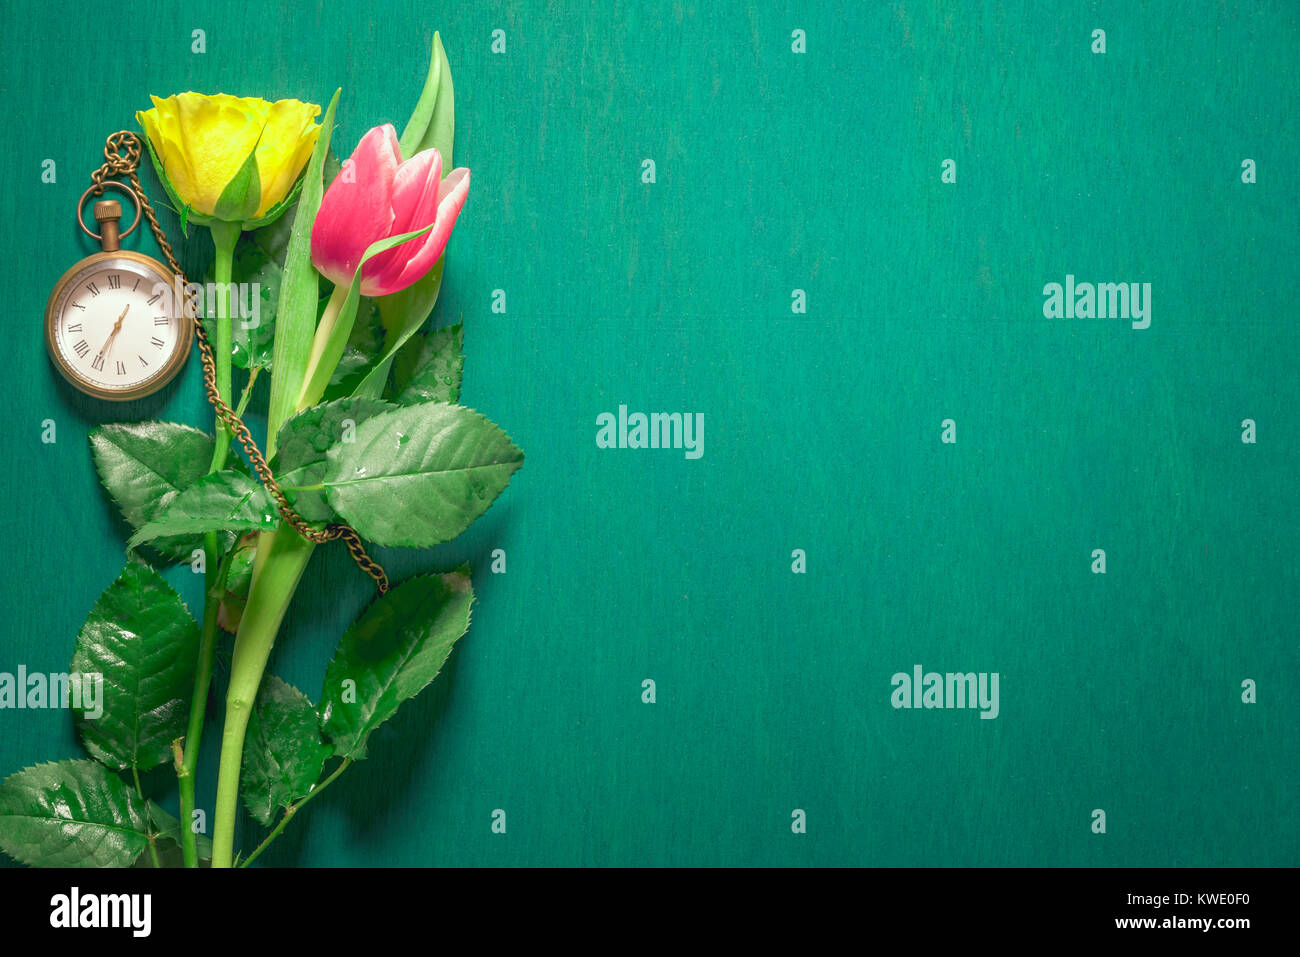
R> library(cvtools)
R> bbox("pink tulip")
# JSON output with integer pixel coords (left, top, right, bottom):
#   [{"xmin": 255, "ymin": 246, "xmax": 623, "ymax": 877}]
[{"xmin": 311, "ymin": 123, "xmax": 469, "ymax": 297}]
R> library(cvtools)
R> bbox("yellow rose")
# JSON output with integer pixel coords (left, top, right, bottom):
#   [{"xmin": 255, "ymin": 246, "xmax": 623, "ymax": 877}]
[{"xmin": 137, "ymin": 92, "xmax": 321, "ymax": 223}]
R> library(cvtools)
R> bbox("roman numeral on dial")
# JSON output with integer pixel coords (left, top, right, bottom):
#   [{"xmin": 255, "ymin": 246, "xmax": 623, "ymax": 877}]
[
  {"xmin": 73, "ymin": 340, "xmax": 90, "ymax": 358},
  {"xmin": 151, "ymin": 336, "xmax": 165, "ymax": 348},
  {"xmin": 107, "ymin": 275, "xmax": 121, "ymax": 290},
  {"xmin": 91, "ymin": 354, "xmax": 105, "ymax": 372}
]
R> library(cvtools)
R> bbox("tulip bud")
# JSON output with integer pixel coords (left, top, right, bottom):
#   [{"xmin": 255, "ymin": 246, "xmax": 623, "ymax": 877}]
[{"xmin": 311, "ymin": 124, "xmax": 469, "ymax": 298}]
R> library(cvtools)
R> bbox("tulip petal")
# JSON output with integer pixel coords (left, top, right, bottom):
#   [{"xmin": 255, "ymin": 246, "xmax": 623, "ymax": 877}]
[
  {"xmin": 390, "ymin": 149, "xmax": 445, "ymax": 233},
  {"xmin": 361, "ymin": 148, "xmax": 444, "ymax": 289},
  {"xmin": 369, "ymin": 167, "xmax": 469, "ymax": 296},
  {"xmin": 311, "ymin": 124, "xmax": 401, "ymax": 288}
]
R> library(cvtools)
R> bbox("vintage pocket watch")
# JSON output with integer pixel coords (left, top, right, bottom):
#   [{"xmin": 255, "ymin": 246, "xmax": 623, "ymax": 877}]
[{"xmin": 45, "ymin": 181, "xmax": 191, "ymax": 401}]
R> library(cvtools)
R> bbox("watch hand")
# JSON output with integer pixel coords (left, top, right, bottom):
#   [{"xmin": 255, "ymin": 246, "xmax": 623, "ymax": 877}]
[{"xmin": 97, "ymin": 304, "xmax": 130, "ymax": 356}]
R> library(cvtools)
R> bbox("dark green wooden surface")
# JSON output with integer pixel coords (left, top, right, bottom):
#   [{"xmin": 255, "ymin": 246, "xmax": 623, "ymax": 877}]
[{"xmin": 0, "ymin": 0, "xmax": 1296, "ymax": 866}]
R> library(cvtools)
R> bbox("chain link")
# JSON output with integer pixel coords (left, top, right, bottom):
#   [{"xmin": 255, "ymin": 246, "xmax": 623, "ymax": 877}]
[{"xmin": 90, "ymin": 131, "xmax": 389, "ymax": 593}]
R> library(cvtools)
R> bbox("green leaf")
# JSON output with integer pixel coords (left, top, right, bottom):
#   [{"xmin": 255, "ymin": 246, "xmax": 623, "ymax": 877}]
[
  {"xmin": 70, "ymin": 561, "xmax": 200, "ymax": 771},
  {"xmin": 217, "ymin": 533, "xmax": 258, "ymax": 634},
  {"xmin": 369, "ymin": 33, "xmax": 457, "ymax": 399},
  {"xmin": 273, "ymin": 397, "xmax": 396, "ymax": 522},
  {"xmin": 400, "ymin": 31, "xmax": 455, "ymax": 165},
  {"xmin": 0, "ymin": 760, "xmax": 151, "ymax": 867},
  {"xmin": 395, "ymin": 323, "xmax": 463, "ymax": 405},
  {"xmin": 320, "ymin": 571, "xmax": 474, "ymax": 760},
  {"xmin": 146, "ymin": 801, "xmax": 213, "ymax": 864},
  {"xmin": 324, "ymin": 297, "xmax": 385, "ymax": 399},
  {"xmin": 213, "ymin": 145, "xmax": 262, "ymax": 223},
  {"xmin": 128, "ymin": 470, "xmax": 279, "ymax": 549},
  {"xmin": 297, "ymin": 223, "xmax": 435, "ymax": 409},
  {"xmin": 266, "ymin": 89, "xmax": 340, "ymax": 460},
  {"xmin": 364, "ymin": 257, "xmax": 445, "ymax": 399},
  {"xmin": 320, "ymin": 403, "xmax": 523, "ymax": 547},
  {"xmin": 241, "ymin": 677, "xmax": 331, "ymax": 825},
  {"xmin": 90, "ymin": 421, "xmax": 217, "ymax": 562}
]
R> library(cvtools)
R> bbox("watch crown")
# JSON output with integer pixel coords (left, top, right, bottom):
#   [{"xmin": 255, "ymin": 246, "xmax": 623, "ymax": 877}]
[{"xmin": 93, "ymin": 200, "xmax": 122, "ymax": 222}]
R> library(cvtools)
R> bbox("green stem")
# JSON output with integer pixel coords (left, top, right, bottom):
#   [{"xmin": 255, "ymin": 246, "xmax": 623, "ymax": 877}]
[
  {"xmin": 210, "ymin": 529, "xmax": 317, "ymax": 868},
  {"xmin": 177, "ymin": 326, "xmax": 259, "ymax": 867},
  {"xmin": 177, "ymin": 541, "xmax": 237, "ymax": 868},
  {"xmin": 132, "ymin": 767, "xmax": 161, "ymax": 869},
  {"xmin": 210, "ymin": 264, "xmax": 354, "ymax": 868},
  {"xmin": 295, "ymin": 284, "xmax": 349, "ymax": 411},
  {"xmin": 207, "ymin": 219, "xmax": 242, "ymax": 474},
  {"xmin": 232, "ymin": 367, "xmax": 259, "ymax": 420},
  {"xmin": 239, "ymin": 758, "xmax": 351, "ymax": 868}
]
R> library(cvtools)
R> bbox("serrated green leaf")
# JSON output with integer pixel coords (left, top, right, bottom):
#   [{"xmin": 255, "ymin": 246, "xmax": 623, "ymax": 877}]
[
  {"xmin": 273, "ymin": 397, "xmax": 396, "ymax": 522},
  {"xmin": 70, "ymin": 561, "xmax": 199, "ymax": 771},
  {"xmin": 395, "ymin": 323, "xmax": 463, "ymax": 405},
  {"xmin": 146, "ymin": 800, "xmax": 213, "ymax": 864},
  {"xmin": 90, "ymin": 421, "xmax": 217, "ymax": 562},
  {"xmin": 319, "ymin": 403, "xmax": 523, "ymax": 547},
  {"xmin": 241, "ymin": 677, "xmax": 331, "ymax": 825},
  {"xmin": 320, "ymin": 571, "xmax": 474, "ymax": 760},
  {"xmin": 0, "ymin": 760, "xmax": 150, "ymax": 867},
  {"xmin": 128, "ymin": 470, "xmax": 279, "ymax": 548},
  {"xmin": 217, "ymin": 533, "xmax": 258, "ymax": 634}
]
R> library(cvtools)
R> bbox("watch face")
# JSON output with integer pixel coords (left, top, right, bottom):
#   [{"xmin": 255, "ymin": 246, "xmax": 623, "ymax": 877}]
[{"xmin": 47, "ymin": 254, "xmax": 189, "ymax": 399}]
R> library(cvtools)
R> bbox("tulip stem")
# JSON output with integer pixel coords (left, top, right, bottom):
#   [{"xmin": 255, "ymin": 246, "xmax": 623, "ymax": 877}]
[
  {"xmin": 296, "ymin": 284, "xmax": 349, "ymax": 411},
  {"xmin": 210, "ymin": 529, "xmax": 317, "ymax": 868}
]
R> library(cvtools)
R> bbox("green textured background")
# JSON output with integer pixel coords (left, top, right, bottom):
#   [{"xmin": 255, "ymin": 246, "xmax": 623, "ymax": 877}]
[{"xmin": 1, "ymin": 0, "xmax": 1296, "ymax": 866}]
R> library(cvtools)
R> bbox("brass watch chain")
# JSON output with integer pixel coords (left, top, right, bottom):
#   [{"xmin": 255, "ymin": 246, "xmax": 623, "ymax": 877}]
[{"xmin": 88, "ymin": 131, "xmax": 389, "ymax": 593}]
